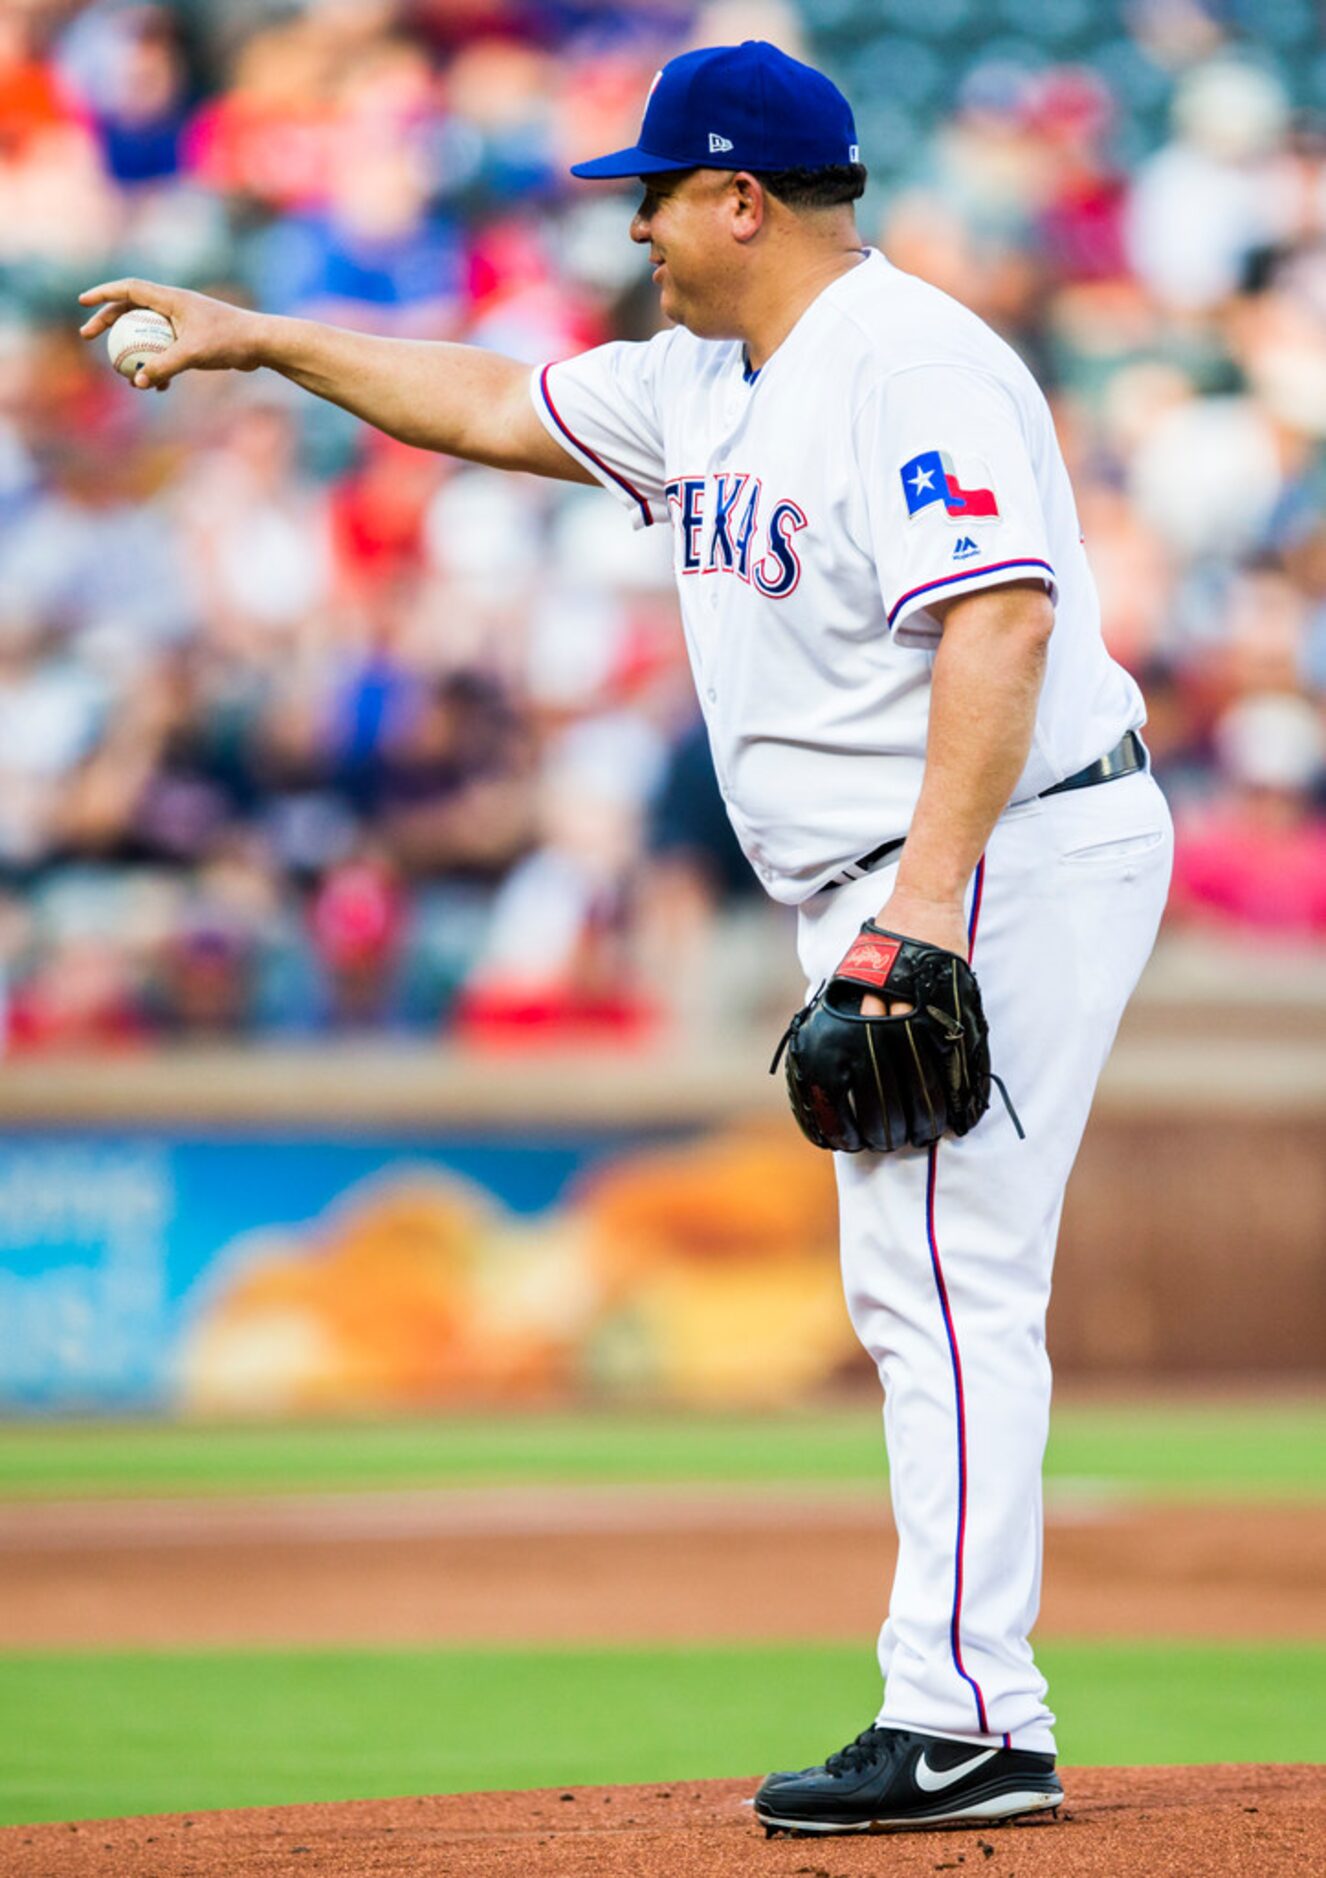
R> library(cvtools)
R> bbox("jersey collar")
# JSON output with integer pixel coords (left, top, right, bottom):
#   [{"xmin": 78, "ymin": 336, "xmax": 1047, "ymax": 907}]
[{"xmin": 735, "ymin": 248, "xmax": 881, "ymax": 386}]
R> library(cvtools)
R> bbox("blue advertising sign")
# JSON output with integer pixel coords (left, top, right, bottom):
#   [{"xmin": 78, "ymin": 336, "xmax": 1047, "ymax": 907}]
[{"xmin": 0, "ymin": 1121, "xmax": 847, "ymax": 1416}]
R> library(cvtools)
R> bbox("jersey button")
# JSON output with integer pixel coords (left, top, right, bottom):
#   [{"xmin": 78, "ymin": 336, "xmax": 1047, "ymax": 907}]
[{"xmin": 706, "ymin": 688, "xmax": 717, "ymax": 702}]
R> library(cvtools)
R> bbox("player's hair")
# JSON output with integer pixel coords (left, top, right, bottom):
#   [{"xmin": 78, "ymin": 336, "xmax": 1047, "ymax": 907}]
[{"xmin": 753, "ymin": 163, "xmax": 868, "ymax": 210}]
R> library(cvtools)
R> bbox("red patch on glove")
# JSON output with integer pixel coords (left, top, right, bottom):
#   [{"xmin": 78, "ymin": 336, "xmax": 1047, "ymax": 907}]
[{"xmin": 837, "ymin": 932, "xmax": 901, "ymax": 989}]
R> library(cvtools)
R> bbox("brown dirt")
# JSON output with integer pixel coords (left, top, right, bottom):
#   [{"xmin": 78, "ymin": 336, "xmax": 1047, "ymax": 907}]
[
  {"xmin": 1, "ymin": 1766, "xmax": 1322, "ymax": 1877},
  {"xmin": 0, "ymin": 1488, "xmax": 1321, "ymax": 1647},
  {"xmin": 4, "ymin": 1487, "xmax": 1320, "ymax": 1870}
]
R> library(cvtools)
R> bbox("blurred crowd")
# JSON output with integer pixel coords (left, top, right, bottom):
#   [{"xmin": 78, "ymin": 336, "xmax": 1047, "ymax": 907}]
[{"xmin": 0, "ymin": 0, "xmax": 1324, "ymax": 1051}]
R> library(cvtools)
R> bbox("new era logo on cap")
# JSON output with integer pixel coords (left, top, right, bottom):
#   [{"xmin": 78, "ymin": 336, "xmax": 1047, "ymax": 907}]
[{"xmin": 569, "ymin": 41, "xmax": 860, "ymax": 180}]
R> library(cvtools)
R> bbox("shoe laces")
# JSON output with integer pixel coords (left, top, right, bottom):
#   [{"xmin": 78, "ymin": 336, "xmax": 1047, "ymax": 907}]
[{"xmin": 824, "ymin": 1725, "xmax": 893, "ymax": 1778}]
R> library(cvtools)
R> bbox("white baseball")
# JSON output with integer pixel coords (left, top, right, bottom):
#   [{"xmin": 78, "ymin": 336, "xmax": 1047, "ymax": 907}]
[{"xmin": 106, "ymin": 309, "xmax": 175, "ymax": 381}]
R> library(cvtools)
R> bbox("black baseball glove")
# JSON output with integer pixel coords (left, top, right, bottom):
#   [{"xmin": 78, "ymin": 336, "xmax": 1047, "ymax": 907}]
[{"xmin": 772, "ymin": 921, "xmax": 1016, "ymax": 1154}]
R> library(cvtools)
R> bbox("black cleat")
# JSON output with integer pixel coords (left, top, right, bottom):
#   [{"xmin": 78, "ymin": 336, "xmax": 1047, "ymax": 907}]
[{"xmin": 753, "ymin": 1723, "xmax": 1064, "ymax": 1836}]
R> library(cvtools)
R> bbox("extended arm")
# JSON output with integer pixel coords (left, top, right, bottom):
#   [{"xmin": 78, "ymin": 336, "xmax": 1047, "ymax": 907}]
[{"xmin": 77, "ymin": 278, "xmax": 595, "ymax": 483}]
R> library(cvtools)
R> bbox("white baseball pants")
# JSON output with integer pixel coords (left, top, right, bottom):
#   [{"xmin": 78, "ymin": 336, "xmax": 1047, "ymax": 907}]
[{"xmin": 795, "ymin": 770, "xmax": 1172, "ymax": 1754}]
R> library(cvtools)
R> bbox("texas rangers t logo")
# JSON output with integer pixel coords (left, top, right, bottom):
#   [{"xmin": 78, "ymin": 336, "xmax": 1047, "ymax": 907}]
[{"xmin": 901, "ymin": 449, "xmax": 999, "ymax": 520}]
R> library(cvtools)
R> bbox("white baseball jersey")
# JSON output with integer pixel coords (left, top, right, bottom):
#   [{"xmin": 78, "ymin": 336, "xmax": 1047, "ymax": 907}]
[
  {"xmin": 537, "ymin": 240, "xmax": 1172, "ymax": 1762},
  {"xmin": 531, "ymin": 247, "xmax": 1143, "ymax": 904}
]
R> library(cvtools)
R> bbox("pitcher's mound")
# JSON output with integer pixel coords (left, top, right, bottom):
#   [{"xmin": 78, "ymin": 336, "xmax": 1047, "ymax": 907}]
[{"xmin": 1, "ymin": 1764, "xmax": 1320, "ymax": 1877}]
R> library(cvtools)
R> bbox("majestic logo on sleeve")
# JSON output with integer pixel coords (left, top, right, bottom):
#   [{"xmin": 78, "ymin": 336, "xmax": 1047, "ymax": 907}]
[
  {"xmin": 901, "ymin": 450, "xmax": 999, "ymax": 522},
  {"xmin": 665, "ymin": 474, "xmax": 806, "ymax": 597}
]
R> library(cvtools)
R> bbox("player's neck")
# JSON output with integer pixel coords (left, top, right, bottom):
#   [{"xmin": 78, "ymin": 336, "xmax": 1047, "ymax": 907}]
[{"xmin": 740, "ymin": 238, "xmax": 869, "ymax": 373}]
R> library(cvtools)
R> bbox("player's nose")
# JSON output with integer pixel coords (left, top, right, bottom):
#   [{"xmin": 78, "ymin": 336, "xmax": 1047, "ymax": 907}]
[{"xmin": 629, "ymin": 206, "xmax": 651, "ymax": 243}]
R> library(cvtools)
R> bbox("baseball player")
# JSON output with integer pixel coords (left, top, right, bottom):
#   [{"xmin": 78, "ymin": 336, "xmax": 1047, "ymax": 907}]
[{"xmin": 79, "ymin": 40, "xmax": 1173, "ymax": 1837}]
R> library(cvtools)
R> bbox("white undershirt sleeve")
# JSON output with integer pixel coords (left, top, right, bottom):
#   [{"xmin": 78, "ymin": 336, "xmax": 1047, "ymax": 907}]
[{"xmin": 856, "ymin": 364, "xmax": 1059, "ymax": 647}]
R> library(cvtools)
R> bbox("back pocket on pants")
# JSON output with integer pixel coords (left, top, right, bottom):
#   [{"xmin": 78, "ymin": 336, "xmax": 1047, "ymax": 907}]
[{"xmin": 1060, "ymin": 829, "xmax": 1166, "ymax": 866}]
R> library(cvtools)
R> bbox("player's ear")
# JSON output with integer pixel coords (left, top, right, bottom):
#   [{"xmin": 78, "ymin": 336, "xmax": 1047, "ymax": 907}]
[{"xmin": 729, "ymin": 172, "xmax": 766, "ymax": 243}]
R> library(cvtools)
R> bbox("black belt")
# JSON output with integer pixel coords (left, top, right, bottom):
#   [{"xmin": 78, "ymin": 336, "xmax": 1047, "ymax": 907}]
[
  {"xmin": 820, "ymin": 731, "xmax": 1148, "ymax": 892},
  {"xmin": 1039, "ymin": 728, "xmax": 1147, "ymax": 797}
]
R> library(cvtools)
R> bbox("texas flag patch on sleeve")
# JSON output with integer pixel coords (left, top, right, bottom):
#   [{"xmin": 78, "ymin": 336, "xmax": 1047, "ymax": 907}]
[{"xmin": 900, "ymin": 450, "xmax": 999, "ymax": 521}]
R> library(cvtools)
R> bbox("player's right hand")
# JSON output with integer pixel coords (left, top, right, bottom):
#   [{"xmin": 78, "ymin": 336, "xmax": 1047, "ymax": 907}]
[{"xmin": 77, "ymin": 278, "xmax": 267, "ymax": 390}]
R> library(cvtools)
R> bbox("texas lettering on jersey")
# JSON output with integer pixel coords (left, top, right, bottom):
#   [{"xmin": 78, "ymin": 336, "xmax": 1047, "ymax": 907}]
[
  {"xmin": 665, "ymin": 472, "xmax": 807, "ymax": 597},
  {"xmin": 529, "ymin": 250, "xmax": 1142, "ymax": 909}
]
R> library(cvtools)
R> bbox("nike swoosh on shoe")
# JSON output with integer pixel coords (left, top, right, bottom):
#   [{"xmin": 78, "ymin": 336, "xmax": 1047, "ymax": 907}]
[{"xmin": 913, "ymin": 1747, "xmax": 1000, "ymax": 1793}]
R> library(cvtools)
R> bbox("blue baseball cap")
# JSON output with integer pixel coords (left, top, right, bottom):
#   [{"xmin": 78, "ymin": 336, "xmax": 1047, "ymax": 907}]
[{"xmin": 570, "ymin": 41, "xmax": 860, "ymax": 180}]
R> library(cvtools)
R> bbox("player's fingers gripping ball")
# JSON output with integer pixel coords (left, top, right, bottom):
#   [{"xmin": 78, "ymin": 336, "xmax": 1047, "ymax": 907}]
[
  {"xmin": 106, "ymin": 309, "xmax": 175, "ymax": 382},
  {"xmin": 774, "ymin": 922, "xmax": 994, "ymax": 1153}
]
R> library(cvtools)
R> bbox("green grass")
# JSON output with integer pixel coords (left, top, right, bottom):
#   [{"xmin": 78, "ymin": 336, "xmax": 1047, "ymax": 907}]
[
  {"xmin": 0, "ymin": 1400, "xmax": 1323, "ymax": 1502},
  {"xmin": 0, "ymin": 1640, "xmax": 1321, "ymax": 1828}
]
